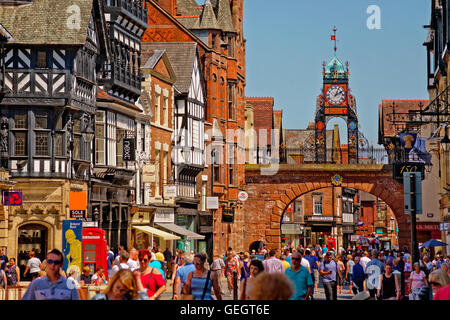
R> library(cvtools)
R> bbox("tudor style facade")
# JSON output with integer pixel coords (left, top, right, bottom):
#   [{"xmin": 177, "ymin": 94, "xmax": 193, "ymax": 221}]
[{"xmin": 0, "ymin": 0, "xmax": 109, "ymax": 277}]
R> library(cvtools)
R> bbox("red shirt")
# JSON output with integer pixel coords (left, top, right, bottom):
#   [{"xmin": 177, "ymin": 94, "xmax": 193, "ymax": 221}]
[
  {"xmin": 433, "ymin": 284, "xmax": 450, "ymax": 300},
  {"xmin": 141, "ymin": 270, "xmax": 165, "ymax": 297}
]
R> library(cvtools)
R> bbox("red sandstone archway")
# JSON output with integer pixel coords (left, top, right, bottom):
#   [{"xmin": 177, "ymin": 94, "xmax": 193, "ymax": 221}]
[{"xmin": 229, "ymin": 164, "xmax": 410, "ymax": 254}]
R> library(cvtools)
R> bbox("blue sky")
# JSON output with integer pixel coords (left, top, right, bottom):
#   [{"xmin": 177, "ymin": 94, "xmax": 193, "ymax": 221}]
[{"xmin": 243, "ymin": 0, "xmax": 431, "ymax": 146}]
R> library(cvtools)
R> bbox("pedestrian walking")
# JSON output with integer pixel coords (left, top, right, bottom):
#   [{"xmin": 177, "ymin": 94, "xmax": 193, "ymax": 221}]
[
  {"xmin": 240, "ymin": 259, "xmax": 264, "ymax": 300},
  {"xmin": 23, "ymin": 251, "xmax": 41, "ymax": 281},
  {"xmin": 0, "ymin": 267, "xmax": 6, "ymax": 289},
  {"xmin": 319, "ymin": 251, "xmax": 341, "ymax": 300},
  {"xmin": 5, "ymin": 258, "xmax": 20, "ymax": 287},
  {"xmin": 210, "ymin": 254, "xmax": 225, "ymax": 296},
  {"xmin": 285, "ymin": 251, "xmax": 313, "ymax": 300},
  {"xmin": 164, "ymin": 247, "xmax": 173, "ymax": 279},
  {"xmin": 22, "ymin": 249, "xmax": 79, "ymax": 300},
  {"xmin": 249, "ymin": 272, "xmax": 294, "ymax": 300},
  {"xmin": 346, "ymin": 254, "xmax": 354, "ymax": 294},
  {"xmin": 377, "ymin": 263, "xmax": 400, "ymax": 300},
  {"xmin": 336, "ymin": 254, "xmax": 345, "ymax": 295},
  {"xmin": 149, "ymin": 252, "xmax": 167, "ymax": 280},
  {"xmin": 184, "ymin": 253, "xmax": 222, "ymax": 300},
  {"xmin": 360, "ymin": 251, "xmax": 371, "ymax": 272},
  {"xmin": 106, "ymin": 245, "xmax": 114, "ymax": 279},
  {"xmin": 280, "ymin": 254, "xmax": 290, "ymax": 270},
  {"xmin": 0, "ymin": 248, "xmax": 8, "ymax": 271},
  {"xmin": 262, "ymin": 249, "xmax": 285, "ymax": 275},
  {"xmin": 239, "ymin": 252, "xmax": 251, "ymax": 282},
  {"xmin": 173, "ymin": 252, "xmax": 195, "ymax": 300},
  {"xmin": 110, "ymin": 250, "xmax": 130, "ymax": 278},
  {"xmin": 91, "ymin": 269, "xmax": 148, "ymax": 300},
  {"xmin": 365, "ymin": 250, "xmax": 384, "ymax": 299},
  {"xmin": 113, "ymin": 246, "xmax": 125, "ymax": 266},
  {"xmin": 408, "ymin": 262, "xmax": 429, "ymax": 300},
  {"xmin": 138, "ymin": 249, "xmax": 165, "ymax": 300},
  {"xmin": 225, "ymin": 250, "xmax": 240, "ymax": 296},
  {"xmin": 127, "ymin": 248, "xmax": 140, "ymax": 271},
  {"xmin": 303, "ymin": 249, "xmax": 317, "ymax": 299}
]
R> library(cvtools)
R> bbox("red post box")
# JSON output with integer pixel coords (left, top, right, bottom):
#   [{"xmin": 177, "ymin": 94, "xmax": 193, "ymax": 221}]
[{"xmin": 82, "ymin": 228, "xmax": 107, "ymax": 278}]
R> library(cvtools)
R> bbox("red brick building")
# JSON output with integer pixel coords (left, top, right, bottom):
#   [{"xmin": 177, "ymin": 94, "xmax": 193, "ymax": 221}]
[{"xmin": 142, "ymin": 0, "xmax": 246, "ymax": 255}]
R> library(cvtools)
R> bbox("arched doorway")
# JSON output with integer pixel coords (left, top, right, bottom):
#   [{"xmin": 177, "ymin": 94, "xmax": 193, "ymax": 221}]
[
  {"xmin": 17, "ymin": 223, "xmax": 48, "ymax": 280},
  {"xmin": 249, "ymin": 241, "xmax": 265, "ymax": 253}
]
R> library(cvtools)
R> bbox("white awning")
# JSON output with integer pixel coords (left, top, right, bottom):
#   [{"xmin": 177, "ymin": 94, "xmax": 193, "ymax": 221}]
[
  {"xmin": 132, "ymin": 225, "xmax": 180, "ymax": 240},
  {"xmin": 156, "ymin": 223, "xmax": 205, "ymax": 240}
]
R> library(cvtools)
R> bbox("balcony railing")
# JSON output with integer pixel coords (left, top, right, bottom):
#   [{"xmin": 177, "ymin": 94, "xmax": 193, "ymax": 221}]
[
  {"xmin": 105, "ymin": 0, "xmax": 148, "ymax": 25},
  {"xmin": 408, "ymin": 84, "xmax": 450, "ymax": 128}
]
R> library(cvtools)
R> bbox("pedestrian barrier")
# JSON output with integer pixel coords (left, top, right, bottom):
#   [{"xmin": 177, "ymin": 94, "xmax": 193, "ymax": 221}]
[
  {"xmin": 0, "ymin": 286, "xmax": 26, "ymax": 300},
  {"xmin": 0, "ymin": 284, "xmax": 107, "ymax": 300}
]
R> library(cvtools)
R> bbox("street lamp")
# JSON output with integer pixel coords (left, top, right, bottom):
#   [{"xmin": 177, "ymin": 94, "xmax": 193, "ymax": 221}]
[{"xmin": 82, "ymin": 125, "xmax": 95, "ymax": 143}]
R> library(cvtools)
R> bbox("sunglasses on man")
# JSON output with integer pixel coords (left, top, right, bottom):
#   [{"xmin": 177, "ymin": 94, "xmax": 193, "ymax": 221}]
[{"xmin": 47, "ymin": 259, "xmax": 62, "ymax": 265}]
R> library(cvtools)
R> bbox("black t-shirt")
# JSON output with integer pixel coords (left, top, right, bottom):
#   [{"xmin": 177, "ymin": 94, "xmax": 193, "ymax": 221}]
[{"xmin": 80, "ymin": 274, "xmax": 91, "ymax": 284}]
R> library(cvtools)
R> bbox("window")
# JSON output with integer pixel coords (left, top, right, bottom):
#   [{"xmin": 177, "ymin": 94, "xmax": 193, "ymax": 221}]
[
  {"xmin": 155, "ymin": 149, "xmax": 160, "ymax": 196},
  {"xmin": 154, "ymin": 91, "xmax": 160, "ymax": 124},
  {"xmin": 313, "ymin": 195, "xmax": 323, "ymax": 215},
  {"xmin": 294, "ymin": 200, "xmax": 303, "ymax": 220},
  {"xmin": 37, "ymin": 51, "xmax": 47, "ymax": 68},
  {"xmin": 214, "ymin": 166, "xmax": 220, "ymax": 183},
  {"xmin": 55, "ymin": 133, "xmax": 64, "ymax": 156},
  {"xmin": 14, "ymin": 132, "xmax": 27, "ymax": 156},
  {"xmin": 35, "ymin": 114, "xmax": 48, "ymax": 129},
  {"xmin": 95, "ymin": 111, "xmax": 106, "ymax": 165},
  {"xmin": 228, "ymin": 36, "xmax": 235, "ymax": 57},
  {"xmin": 162, "ymin": 96, "xmax": 168, "ymax": 127},
  {"xmin": 73, "ymin": 135, "xmax": 81, "ymax": 159},
  {"xmin": 211, "ymin": 34, "xmax": 216, "ymax": 49},
  {"xmin": 14, "ymin": 114, "xmax": 27, "ymax": 129},
  {"xmin": 163, "ymin": 151, "xmax": 168, "ymax": 186},
  {"xmin": 228, "ymin": 83, "xmax": 235, "ymax": 120}
]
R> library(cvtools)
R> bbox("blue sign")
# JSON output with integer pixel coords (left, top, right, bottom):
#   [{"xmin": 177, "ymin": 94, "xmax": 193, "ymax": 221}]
[{"xmin": 62, "ymin": 220, "xmax": 83, "ymax": 277}]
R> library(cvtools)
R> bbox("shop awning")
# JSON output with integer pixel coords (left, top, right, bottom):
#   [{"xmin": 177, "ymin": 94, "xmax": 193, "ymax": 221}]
[
  {"xmin": 132, "ymin": 225, "xmax": 181, "ymax": 240},
  {"xmin": 156, "ymin": 223, "xmax": 205, "ymax": 240}
]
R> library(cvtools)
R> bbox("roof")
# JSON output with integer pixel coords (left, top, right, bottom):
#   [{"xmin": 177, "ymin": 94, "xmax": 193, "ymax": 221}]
[
  {"xmin": 196, "ymin": 0, "xmax": 220, "ymax": 30},
  {"xmin": 378, "ymin": 99, "xmax": 429, "ymax": 139},
  {"xmin": 141, "ymin": 42, "xmax": 198, "ymax": 93},
  {"xmin": 97, "ymin": 89, "xmax": 143, "ymax": 113},
  {"xmin": 141, "ymin": 49, "xmax": 165, "ymax": 69},
  {"xmin": 215, "ymin": 0, "xmax": 235, "ymax": 33},
  {"xmin": 0, "ymin": 0, "xmax": 93, "ymax": 45},
  {"xmin": 176, "ymin": 0, "xmax": 202, "ymax": 16}
]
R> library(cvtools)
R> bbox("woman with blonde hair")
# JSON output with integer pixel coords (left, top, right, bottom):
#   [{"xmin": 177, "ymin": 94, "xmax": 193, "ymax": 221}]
[
  {"xmin": 428, "ymin": 269, "xmax": 450, "ymax": 297},
  {"xmin": 249, "ymin": 272, "xmax": 294, "ymax": 300},
  {"xmin": 91, "ymin": 269, "xmax": 148, "ymax": 300}
]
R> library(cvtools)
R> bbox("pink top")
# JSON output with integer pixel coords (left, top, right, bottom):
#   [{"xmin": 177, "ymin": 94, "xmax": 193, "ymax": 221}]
[
  {"xmin": 262, "ymin": 257, "xmax": 285, "ymax": 274},
  {"xmin": 433, "ymin": 284, "xmax": 450, "ymax": 300},
  {"xmin": 410, "ymin": 270, "xmax": 426, "ymax": 290}
]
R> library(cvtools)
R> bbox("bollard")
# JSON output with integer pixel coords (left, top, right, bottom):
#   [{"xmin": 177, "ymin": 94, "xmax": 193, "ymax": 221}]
[{"xmin": 232, "ymin": 270, "xmax": 238, "ymax": 300}]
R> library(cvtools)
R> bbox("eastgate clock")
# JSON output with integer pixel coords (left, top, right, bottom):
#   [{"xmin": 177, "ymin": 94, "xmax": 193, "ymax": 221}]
[{"xmin": 326, "ymin": 85, "xmax": 346, "ymax": 105}]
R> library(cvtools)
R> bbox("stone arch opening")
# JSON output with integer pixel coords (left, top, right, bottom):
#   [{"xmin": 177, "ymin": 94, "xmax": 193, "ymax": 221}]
[
  {"xmin": 249, "ymin": 240, "xmax": 265, "ymax": 253},
  {"xmin": 280, "ymin": 186, "xmax": 400, "ymax": 251},
  {"xmin": 17, "ymin": 222, "xmax": 49, "ymax": 280}
]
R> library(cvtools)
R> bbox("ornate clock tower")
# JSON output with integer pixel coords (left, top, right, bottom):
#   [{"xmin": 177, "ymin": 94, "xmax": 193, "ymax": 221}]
[{"xmin": 315, "ymin": 27, "xmax": 359, "ymax": 163}]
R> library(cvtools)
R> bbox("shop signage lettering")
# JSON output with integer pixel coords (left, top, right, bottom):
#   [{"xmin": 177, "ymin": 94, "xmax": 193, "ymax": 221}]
[
  {"xmin": 416, "ymin": 223, "xmax": 440, "ymax": 231},
  {"xmin": 123, "ymin": 138, "xmax": 135, "ymax": 161},
  {"xmin": 309, "ymin": 216, "xmax": 333, "ymax": 221}
]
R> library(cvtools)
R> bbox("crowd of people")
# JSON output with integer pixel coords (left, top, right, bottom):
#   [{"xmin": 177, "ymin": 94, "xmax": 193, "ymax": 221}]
[{"xmin": 1, "ymin": 243, "xmax": 449, "ymax": 301}]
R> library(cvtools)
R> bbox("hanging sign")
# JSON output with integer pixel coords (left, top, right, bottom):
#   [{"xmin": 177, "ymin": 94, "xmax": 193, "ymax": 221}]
[
  {"xmin": 69, "ymin": 191, "xmax": 87, "ymax": 219},
  {"xmin": 222, "ymin": 207, "xmax": 235, "ymax": 223},
  {"xmin": 123, "ymin": 138, "xmax": 135, "ymax": 161}
]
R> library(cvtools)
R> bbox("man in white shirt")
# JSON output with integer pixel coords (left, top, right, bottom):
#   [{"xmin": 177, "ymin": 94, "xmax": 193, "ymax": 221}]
[
  {"xmin": 110, "ymin": 250, "xmax": 130, "ymax": 278},
  {"xmin": 360, "ymin": 251, "xmax": 371, "ymax": 272},
  {"xmin": 262, "ymin": 250, "xmax": 285, "ymax": 274},
  {"xmin": 127, "ymin": 248, "xmax": 140, "ymax": 271},
  {"xmin": 23, "ymin": 251, "xmax": 41, "ymax": 281}
]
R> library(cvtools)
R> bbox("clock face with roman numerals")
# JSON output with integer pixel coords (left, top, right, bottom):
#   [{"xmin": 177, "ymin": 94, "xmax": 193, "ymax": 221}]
[{"xmin": 326, "ymin": 85, "xmax": 346, "ymax": 105}]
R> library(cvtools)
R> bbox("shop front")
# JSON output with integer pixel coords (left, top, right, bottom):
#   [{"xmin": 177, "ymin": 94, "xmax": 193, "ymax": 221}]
[
  {"xmin": 7, "ymin": 179, "xmax": 85, "ymax": 279},
  {"xmin": 417, "ymin": 222, "xmax": 441, "ymax": 243},
  {"xmin": 281, "ymin": 223, "xmax": 303, "ymax": 248}
]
